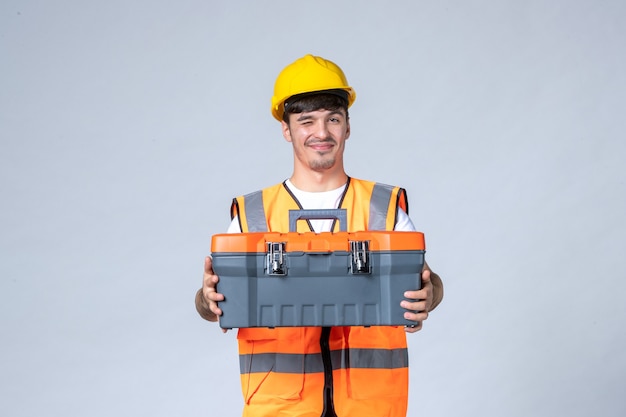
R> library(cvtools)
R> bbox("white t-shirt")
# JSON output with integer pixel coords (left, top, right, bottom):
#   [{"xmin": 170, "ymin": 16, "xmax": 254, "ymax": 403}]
[{"xmin": 228, "ymin": 179, "xmax": 416, "ymax": 233}]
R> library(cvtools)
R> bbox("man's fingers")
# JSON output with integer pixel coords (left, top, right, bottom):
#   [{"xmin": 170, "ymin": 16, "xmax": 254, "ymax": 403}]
[
  {"xmin": 404, "ymin": 321, "xmax": 423, "ymax": 333},
  {"xmin": 404, "ymin": 309, "xmax": 429, "ymax": 321},
  {"xmin": 205, "ymin": 256, "xmax": 214, "ymax": 274},
  {"xmin": 401, "ymin": 299, "xmax": 427, "ymax": 311},
  {"xmin": 204, "ymin": 287, "xmax": 224, "ymax": 302},
  {"xmin": 404, "ymin": 288, "xmax": 428, "ymax": 301},
  {"xmin": 201, "ymin": 256, "xmax": 225, "ymax": 317},
  {"xmin": 202, "ymin": 286, "xmax": 223, "ymax": 317}
]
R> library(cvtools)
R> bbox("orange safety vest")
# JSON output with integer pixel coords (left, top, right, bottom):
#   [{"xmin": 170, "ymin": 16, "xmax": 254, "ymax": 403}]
[{"xmin": 231, "ymin": 177, "xmax": 411, "ymax": 417}]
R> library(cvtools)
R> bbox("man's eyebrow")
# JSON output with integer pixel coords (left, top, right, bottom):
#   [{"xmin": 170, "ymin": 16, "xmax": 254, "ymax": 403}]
[{"xmin": 296, "ymin": 113, "xmax": 314, "ymax": 122}]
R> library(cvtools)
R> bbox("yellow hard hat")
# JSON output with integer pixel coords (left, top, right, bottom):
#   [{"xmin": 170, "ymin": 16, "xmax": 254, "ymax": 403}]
[{"xmin": 271, "ymin": 54, "xmax": 356, "ymax": 121}]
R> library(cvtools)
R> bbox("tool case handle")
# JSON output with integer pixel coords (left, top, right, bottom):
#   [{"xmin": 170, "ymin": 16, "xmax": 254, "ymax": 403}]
[{"xmin": 288, "ymin": 209, "xmax": 348, "ymax": 232}]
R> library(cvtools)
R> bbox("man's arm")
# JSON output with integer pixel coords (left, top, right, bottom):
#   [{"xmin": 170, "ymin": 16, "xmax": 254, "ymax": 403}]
[{"xmin": 429, "ymin": 269, "xmax": 444, "ymax": 312}]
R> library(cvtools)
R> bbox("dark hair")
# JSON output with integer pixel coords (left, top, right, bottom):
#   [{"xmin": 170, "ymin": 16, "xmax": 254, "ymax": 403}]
[{"xmin": 283, "ymin": 90, "xmax": 349, "ymax": 123}]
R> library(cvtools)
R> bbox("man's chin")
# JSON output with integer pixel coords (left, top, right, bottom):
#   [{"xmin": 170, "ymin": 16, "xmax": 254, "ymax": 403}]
[{"xmin": 309, "ymin": 159, "xmax": 335, "ymax": 171}]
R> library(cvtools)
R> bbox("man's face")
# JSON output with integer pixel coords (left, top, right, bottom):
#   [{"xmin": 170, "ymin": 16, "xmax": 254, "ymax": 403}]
[{"xmin": 282, "ymin": 108, "xmax": 351, "ymax": 172}]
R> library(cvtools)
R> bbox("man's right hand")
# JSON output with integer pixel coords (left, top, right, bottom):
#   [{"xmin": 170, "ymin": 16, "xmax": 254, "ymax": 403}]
[{"xmin": 195, "ymin": 256, "xmax": 226, "ymax": 330}]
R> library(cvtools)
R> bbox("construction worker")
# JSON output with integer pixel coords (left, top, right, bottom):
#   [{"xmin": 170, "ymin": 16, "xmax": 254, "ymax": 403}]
[{"xmin": 196, "ymin": 54, "xmax": 444, "ymax": 417}]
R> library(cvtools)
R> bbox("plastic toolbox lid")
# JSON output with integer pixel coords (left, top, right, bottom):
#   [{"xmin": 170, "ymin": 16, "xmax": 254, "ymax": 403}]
[{"xmin": 211, "ymin": 231, "xmax": 425, "ymax": 253}]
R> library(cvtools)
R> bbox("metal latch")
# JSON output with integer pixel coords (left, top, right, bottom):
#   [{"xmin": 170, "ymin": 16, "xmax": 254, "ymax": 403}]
[
  {"xmin": 350, "ymin": 240, "xmax": 371, "ymax": 274},
  {"xmin": 266, "ymin": 242, "xmax": 287, "ymax": 276}
]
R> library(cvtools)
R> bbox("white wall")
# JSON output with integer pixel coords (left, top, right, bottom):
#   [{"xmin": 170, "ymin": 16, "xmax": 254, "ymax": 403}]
[{"xmin": 1, "ymin": 1, "xmax": 624, "ymax": 416}]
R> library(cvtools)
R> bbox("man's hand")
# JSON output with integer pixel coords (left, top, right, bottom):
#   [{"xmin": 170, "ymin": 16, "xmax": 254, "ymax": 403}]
[
  {"xmin": 401, "ymin": 264, "xmax": 443, "ymax": 334},
  {"xmin": 195, "ymin": 256, "xmax": 227, "ymax": 332}
]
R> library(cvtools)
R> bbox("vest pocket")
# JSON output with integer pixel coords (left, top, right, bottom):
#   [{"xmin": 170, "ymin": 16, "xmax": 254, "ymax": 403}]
[
  {"xmin": 346, "ymin": 367, "xmax": 408, "ymax": 399},
  {"xmin": 341, "ymin": 326, "xmax": 409, "ymax": 400},
  {"xmin": 238, "ymin": 328, "xmax": 305, "ymax": 404}
]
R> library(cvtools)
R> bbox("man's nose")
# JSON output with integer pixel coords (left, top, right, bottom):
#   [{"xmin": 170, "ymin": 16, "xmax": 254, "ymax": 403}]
[{"xmin": 314, "ymin": 120, "xmax": 330, "ymax": 138}]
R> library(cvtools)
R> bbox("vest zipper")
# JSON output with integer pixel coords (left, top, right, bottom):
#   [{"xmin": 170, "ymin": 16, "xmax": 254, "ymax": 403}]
[{"xmin": 320, "ymin": 326, "xmax": 338, "ymax": 417}]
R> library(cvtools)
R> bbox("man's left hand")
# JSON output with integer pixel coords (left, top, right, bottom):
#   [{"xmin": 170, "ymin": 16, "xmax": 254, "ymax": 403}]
[{"xmin": 401, "ymin": 267, "xmax": 438, "ymax": 334}]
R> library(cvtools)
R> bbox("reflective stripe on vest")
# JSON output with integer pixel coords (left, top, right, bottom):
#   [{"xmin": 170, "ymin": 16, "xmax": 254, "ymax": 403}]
[
  {"xmin": 369, "ymin": 182, "xmax": 394, "ymax": 230},
  {"xmin": 240, "ymin": 347, "xmax": 409, "ymax": 374},
  {"xmin": 242, "ymin": 190, "xmax": 266, "ymax": 232}
]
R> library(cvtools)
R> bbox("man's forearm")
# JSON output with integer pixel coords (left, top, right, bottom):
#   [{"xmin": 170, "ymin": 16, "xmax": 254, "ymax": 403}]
[{"xmin": 429, "ymin": 272, "xmax": 444, "ymax": 312}]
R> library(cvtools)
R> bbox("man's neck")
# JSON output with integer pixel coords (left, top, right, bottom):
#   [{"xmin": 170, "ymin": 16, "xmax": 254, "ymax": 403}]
[{"xmin": 289, "ymin": 170, "xmax": 348, "ymax": 192}]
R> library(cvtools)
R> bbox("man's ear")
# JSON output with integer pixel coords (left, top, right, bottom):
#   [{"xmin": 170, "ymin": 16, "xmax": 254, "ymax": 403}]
[
  {"xmin": 281, "ymin": 120, "xmax": 292, "ymax": 142},
  {"xmin": 345, "ymin": 118, "xmax": 351, "ymax": 140}
]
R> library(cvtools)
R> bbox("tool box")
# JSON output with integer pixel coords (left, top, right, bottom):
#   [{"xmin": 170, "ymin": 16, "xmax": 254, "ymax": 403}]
[{"xmin": 211, "ymin": 209, "xmax": 425, "ymax": 328}]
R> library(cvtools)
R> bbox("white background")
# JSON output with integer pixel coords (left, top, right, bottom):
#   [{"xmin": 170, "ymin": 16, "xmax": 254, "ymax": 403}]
[{"xmin": 1, "ymin": 1, "xmax": 625, "ymax": 416}]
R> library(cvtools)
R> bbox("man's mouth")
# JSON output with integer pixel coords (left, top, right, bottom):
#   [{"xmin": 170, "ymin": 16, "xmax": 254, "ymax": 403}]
[{"xmin": 307, "ymin": 139, "xmax": 336, "ymax": 151}]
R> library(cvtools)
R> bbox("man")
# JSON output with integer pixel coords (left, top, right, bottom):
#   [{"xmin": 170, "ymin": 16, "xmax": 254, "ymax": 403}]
[{"xmin": 196, "ymin": 54, "xmax": 444, "ymax": 417}]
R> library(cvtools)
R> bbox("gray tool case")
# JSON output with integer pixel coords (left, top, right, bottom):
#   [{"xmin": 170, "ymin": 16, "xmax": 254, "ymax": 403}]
[{"xmin": 211, "ymin": 209, "xmax": 425, "ymax": 328}]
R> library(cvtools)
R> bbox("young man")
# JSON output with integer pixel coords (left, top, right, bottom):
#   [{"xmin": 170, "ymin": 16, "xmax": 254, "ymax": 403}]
[{"xmin": 196, "ymin": 54, "xmax": 444, "ymax": 417}]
